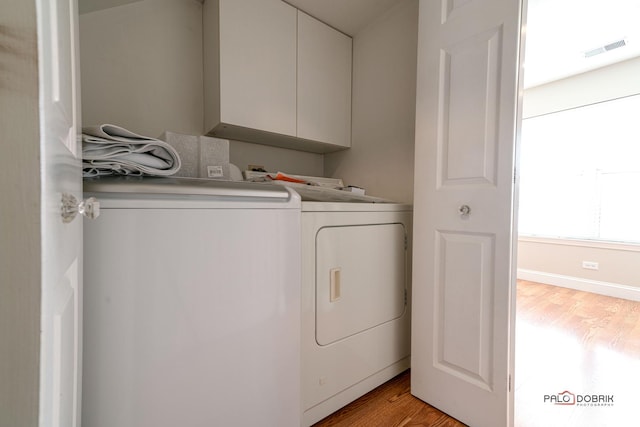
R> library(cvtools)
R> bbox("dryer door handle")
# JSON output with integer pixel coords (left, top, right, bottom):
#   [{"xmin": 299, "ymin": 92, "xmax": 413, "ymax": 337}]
[{"xmin": 330, "ymin": 268, "xmax": 341, "ymax": 302}]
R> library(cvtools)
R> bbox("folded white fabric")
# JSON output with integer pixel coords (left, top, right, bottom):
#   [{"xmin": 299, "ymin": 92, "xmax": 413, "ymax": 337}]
[{"xmin": 82, "ymin": 124, "xmax": 181, "ymax": 177}]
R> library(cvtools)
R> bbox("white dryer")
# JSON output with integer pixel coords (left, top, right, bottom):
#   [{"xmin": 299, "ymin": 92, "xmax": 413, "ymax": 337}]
[{"xmin": 301, "ymin": 201, "xmax": 412, "ymax": 425}]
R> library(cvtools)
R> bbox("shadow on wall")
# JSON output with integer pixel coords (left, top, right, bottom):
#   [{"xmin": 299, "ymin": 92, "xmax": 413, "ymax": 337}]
[{"xmin": 324, "ymin": 0, "xmax": 419, "ymax": 204}]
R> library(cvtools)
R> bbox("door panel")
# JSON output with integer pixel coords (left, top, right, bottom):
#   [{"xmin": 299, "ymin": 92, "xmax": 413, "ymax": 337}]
[
  {"xmin": 435, "ymin": 231, "xmax": 495, "ymax": 390},
  {"xmin": 438, "ymin": 27, "xmax": 501, "ymax": 187},
  {"xmin": 51, "ymin": 260, "xmax": 79, "ymax": 427},
  {"xmin": 412, "ymin": 0, "xmax": 525, "ymax": 426}
]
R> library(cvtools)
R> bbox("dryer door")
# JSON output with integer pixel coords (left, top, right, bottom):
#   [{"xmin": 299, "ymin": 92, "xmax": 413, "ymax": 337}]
[{"xmin": 315, "ymin": 223, "xmax": 407, "ymax": 345}]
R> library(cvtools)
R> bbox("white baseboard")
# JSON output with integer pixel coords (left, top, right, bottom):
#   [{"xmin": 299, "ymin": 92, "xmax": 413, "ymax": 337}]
[{"xmin": 517, "ymin": 269, "xmax": 640, "ymax": 302}]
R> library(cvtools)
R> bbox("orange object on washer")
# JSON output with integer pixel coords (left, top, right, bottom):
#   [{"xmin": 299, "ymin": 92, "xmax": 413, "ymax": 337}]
[{"xmin": 268, "ymin": 172, "xmax": 307, "ymax": 184}]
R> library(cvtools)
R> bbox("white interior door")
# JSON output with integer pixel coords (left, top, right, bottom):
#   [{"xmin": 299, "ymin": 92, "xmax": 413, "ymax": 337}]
[
  {"xmin": 37, "ymin": 0, "xmax": 84, "ymax": 425},
  {"xmin": 411, "ymin": 0, "xmax": 525, "ymax": 426}
]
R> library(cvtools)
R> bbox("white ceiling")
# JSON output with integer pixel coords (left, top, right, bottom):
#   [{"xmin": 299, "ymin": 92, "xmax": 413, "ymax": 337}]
[
  {"xmin": 79, "ymin": 0, "xmax": 640, "ymax": 87},
  {"xmin": 79, "ymin": 0, "xmax": 400, "ymax": 32},
  {"xmin": 524, "ymin": 0, "xmax": 640, "ymax": 87},
  {"xmin": 289, "ymin": 0, "xmax": 640, "ymax": 86},
  {"xmin": 284, "ymin": 0, "xmax": 400, "ymax": 36}
]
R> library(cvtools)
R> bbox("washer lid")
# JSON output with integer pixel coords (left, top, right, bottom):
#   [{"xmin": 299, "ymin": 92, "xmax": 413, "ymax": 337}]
[{"xmin": 83, "ymin": 176, "xmax": 291, "ymax": 200}]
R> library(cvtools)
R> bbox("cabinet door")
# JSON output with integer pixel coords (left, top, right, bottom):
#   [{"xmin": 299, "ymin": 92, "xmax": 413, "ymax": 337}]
[
  {"xmin": 218, "ymin": 0, "xmax": 297, "ymax": 136},
  {"xmin": 297, "ymin": 11, "xmax": 352, "ymax": 148}
]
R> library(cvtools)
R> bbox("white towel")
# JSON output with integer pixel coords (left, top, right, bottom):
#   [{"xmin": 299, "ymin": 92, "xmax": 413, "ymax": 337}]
[{"xmin": 82, "ymin": 124, "xmax": 181, "ymax": 177}]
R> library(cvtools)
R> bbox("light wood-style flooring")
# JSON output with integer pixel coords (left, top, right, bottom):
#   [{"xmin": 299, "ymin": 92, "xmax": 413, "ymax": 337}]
[
  {"xmin": 313, "ymin": 369, "xmax": 465, "ymax": 427},
  {"xmin": 314, "ymin": 280, "xmax": 640, "ymax": 427},
  {"xmin": 515, "ymin": 280, "xmax": 640, "ymax": 427}
]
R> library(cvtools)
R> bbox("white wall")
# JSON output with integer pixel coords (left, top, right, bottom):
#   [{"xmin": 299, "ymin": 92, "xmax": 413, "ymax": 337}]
[
  {"xmin": 230, "ymin": 140, "xmax": 324, "ymax": 176},
  {"xmin": 519, "ymin": 238, "xmax": 640, "ymax": 286},
  {"xmin": 79, "ymin": 0, "xmax": 144, "ymax": 14},
  {"xmin": 519, "ymin": 56, "xmax": 640, "ymax": 292},
  {"xmin": 79, "ymin": 0, "xmax": 324, "ymax": 176},
  {"xmin": 523, "ymin": 56, "xmax": 640, "ymax": 118},
  {"xmin": 0, "ymin": 0, "xmax": 41, "ymax": 425},
  {"xmin": 80, "ymin": 0, "xmax": 204, "ymax": 137},
  {"xmin": 323, "ymin": 0, "xmax": 418, "ymax": 203}
]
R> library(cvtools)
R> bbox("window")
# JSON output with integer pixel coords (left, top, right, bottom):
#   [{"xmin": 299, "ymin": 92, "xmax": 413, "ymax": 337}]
[{"xmin": 518, "ymin": 93, "xmax": 640, "ymax": 244}]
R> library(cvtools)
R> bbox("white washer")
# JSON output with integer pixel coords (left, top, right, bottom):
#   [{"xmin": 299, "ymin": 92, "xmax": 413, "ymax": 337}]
[
  {"xmin": 82, "ymin": 177, "xmax": 301, "ymax": 427},
  {"xmin": 301, "ymin": 201, "xmax": 412, "ymax": 425}
]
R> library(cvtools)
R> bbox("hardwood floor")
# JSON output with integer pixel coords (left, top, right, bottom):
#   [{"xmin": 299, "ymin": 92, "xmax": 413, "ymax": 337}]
[
  {"xmin": 313, "ymin": 370, "xmax": 466, "ymax": 427},
  {"xmin": 515, "ymin": 280, "xmax": 640, "ymax": 427},
  {"xmin": 313, "ymin": 281, "xmax": 640, "ymax": 427}
]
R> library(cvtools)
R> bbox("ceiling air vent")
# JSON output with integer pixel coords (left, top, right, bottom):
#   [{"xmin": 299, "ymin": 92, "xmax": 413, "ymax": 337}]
[{"xmin": 584, "ymin": 39, "xmax": 627, "ymax": 58}]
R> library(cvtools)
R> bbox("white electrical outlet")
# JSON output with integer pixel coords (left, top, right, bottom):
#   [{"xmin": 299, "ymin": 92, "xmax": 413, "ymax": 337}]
[{"xmin": 582, "ymin": 261, "xmax": 599, "ymax": 270}]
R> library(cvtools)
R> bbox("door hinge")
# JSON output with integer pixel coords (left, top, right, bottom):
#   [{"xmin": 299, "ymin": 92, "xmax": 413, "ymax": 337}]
[
  {"xmin": 404, "ymin": 234, "xmax": 408, "ymax": 250},
  {"xmin": 508, "ymin": 374, "xmax": 512, "ymax": 392},
  {"xmin": 404, "ymin": 289, "xmax": 408, "ymax": 306}
]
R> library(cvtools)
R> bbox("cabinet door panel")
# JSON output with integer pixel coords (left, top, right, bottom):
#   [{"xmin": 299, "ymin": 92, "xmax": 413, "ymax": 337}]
[
  {"xmin": 218, "ymin": 0, "xmax": 297, "ymax": 136},
  {"xmin": 297, "ymin": 12, "xmax": 352, "ymax": 147}
]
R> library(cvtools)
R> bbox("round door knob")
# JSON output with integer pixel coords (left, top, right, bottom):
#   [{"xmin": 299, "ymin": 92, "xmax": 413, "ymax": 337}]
[
  {"xmin": 61, "ymin": 193, "xmax": 100, "ymax": 223},
  {"xmin": 458, "ymin": 205, "xmax": 471, "ymax": 216}
]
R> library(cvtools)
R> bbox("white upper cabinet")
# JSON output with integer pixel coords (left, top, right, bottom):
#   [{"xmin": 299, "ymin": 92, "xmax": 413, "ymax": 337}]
[
  {"xmin": 297, "ymin": 11, "xmax": 352, "ymax": 148},
  {"xmin": 204, "ymin": 0, "xmax": 297, "ymax": 137},
  {"xmin": 204, "ymin": 0, "xmax": 352, "ymax": 153}
]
